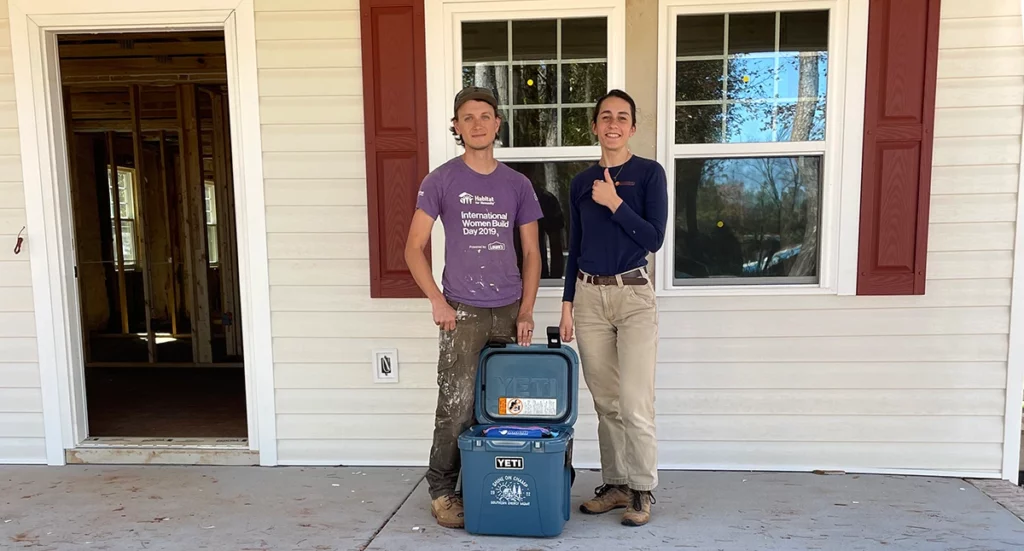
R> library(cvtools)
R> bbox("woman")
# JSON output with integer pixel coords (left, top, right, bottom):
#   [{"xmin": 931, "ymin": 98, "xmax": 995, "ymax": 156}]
[{"xmin": 559, "ymin": 89, "xmax": 668, "ymax": 528}]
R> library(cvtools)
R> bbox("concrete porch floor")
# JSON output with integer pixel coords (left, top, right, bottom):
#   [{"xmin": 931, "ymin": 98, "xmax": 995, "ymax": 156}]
[{"xmin": 3, "ymin": 467, "xmax": 1024, "ymax": 551}]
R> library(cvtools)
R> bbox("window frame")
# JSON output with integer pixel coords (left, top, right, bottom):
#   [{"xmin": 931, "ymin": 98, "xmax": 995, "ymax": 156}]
[
  {"xmin": 204, "ymin": 180, "xmax": 219, "ymax": 267},
  {"xmin": 656, "ymin": 0, "xmax": 868, "ymax": 297},
  {"xmin": 426, "ymin": 0, "xmax": 627, "ymax": 297},
  {"xmin": 107, "ymin": 165, "xmax": 139, "ymax": 271}
]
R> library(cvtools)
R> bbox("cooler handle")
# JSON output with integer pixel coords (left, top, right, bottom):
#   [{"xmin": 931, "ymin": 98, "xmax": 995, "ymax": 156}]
[
  {"xmin": 546, "ymin": 326, "xmax": 560, "ymax": 348},
  {"xmin": 483, "ymin": 440, "xmax": 531, "ymax": 452}
]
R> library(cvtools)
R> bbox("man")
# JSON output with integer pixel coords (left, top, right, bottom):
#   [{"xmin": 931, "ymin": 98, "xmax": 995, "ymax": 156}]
[{"xmin": 404, "ymin": 86, "xmax": 544, "ymax": 529}]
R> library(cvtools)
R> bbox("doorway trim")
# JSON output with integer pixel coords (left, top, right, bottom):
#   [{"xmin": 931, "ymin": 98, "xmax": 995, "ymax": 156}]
[{"xmin": 8, "ymin": 0, "xmax": 277, "ymax": 466}]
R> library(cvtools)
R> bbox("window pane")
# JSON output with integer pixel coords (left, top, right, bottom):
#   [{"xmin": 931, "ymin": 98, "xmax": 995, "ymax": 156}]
[
  {"xmin": 512, "ymin": 20, "xmax": 557, "ymax": 61},
  {"xmin": 727, "ymin": 55, "xmax": 775, "ymax": 101},
  {"xmin": 677, "ymin": 60, "xmax": 723, "ymax": 102},
  {"xmin": 676, "ymin": 104, "xmax": 724, "ymax": 144},
  {"xmin": 673, "ymin": 156, "xmax": 821, "ymax": 284},
  {"xmin": 780, "ymin": 10, "xmax": 829, "ymax": 52},
  {"xmin": 493, "ymin": 108, "xmax": 511, "ymax": 148},
  {"xmin": 207, "ymin": 225, "xmax": 219, "ymax": 265},
  {"xmin": 778, "ymin": 53, "xmax": 827, "ymax": 100},
  {"xmin": 117, "ymin": 189, "xmax": 131, "ymax": 220},
  {"xmin": 205, "ymin": 183, "xmax": 218, "ymax": 224},
  {"xmin": 562, "ymin": 107, "xmax": 597, "ymax": 146},
  {"xmin": 561, "ymin": 18, "xmax": 606, "ymax": 59},
  {"xmin": 513, "ymin": 63, "xmax": 558, "ymax": 105},
  {"xmin": 496, "ymin": 109, "xmax": 511, "ymax": 147},
  {"xmin": 675, "ymin": 10, "xmax": 830, "ymax": 145},
  {"xmin": 677, "ymin": 15, "xmax": 724, "ymax": 56},
  {"xmin": 462, "ymin": 21, "xmax": 508, "ymax": 62},
  {"xmin": 562, "ymin": 62, "xmax": 606, "ymax": 104},
  {"xmin": 513, "ymin": 109, "xmax": 558, "ymax": 147},
  {"xmin": 108, "ymin": 169, "xmax": 134, "ymax": 220},
  {"xmin": 504, "ymin": 161, "xmax": 593, "ymax": 282},
  {"xmin": 776, "ymin": 99, "xmax": 826, "ymax": 141},
  {"xmin": 725, "ymin": 101, "xmax": 774, "ymax": 143},
  {"xmin": 728, "ymin": 13, "xmax": 776, "ymax": 54},
  {"xmin": 462, "ymin": 17, "xmax": 607, "ymax": 150},
  {"xmin": 112, "ymin": 220, "xmax": 136, "ymax": 265},
  {"xmin": 118, "ymin": 177, "xmax": 132, "ymax": 220},
  {"xmin": 463, "ymin": 64, "xmax": 510, "ymax": 106}
]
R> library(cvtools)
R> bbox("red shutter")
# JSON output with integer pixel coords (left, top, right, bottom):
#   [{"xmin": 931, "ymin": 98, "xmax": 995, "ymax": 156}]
[
  {"xmin": 856, "ymin": 0, "xmax": 941, "ymax": 295},
  {"xmin": 360, "ymin": 0, "xmax": 429, "ymax": 298}
]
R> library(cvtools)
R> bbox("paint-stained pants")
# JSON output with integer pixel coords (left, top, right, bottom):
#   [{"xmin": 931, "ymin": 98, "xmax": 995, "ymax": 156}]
[
  {"xmin": 574, "ymin": 275, "xmax": 659, "ymax": 491},
  {"xmin": 426, "ymin": 299, "xmax": 519, "ymax": 500}
]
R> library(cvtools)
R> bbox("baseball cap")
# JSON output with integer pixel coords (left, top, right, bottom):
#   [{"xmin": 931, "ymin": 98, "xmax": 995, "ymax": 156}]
[{"xmin": 453, "ymin": 86, "xmax": 499, "ymax": 116}]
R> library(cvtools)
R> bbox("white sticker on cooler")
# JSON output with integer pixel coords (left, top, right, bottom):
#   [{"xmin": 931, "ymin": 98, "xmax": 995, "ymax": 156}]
[{"xmin": 499, "ymin": 397, "xmax": 557, "ymax": 416}]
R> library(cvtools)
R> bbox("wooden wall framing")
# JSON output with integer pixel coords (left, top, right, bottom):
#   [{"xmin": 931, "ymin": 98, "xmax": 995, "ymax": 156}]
[{"xmin": 59, "ymin": 31, "xmax": 242, "ymax": 366}]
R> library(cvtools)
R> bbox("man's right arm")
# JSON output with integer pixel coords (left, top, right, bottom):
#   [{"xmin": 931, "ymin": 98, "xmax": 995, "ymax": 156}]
[
  {"xmin": 406, "ymin": 209, "xmax": 456, "ymax": 331},
  {"xmin": 405, "ymin": 209, "xmax": 444, "ymax": 304}
]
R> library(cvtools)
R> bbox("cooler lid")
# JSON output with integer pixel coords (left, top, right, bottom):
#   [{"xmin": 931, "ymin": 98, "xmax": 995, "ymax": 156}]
[{"xmin": 474, "ymin": 327, "xmax": 579, "ymax": 427}]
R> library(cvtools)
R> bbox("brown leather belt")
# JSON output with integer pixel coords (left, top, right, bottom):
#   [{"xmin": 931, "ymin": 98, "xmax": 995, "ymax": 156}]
[{"xmin": 577, "ymin": 269, "xmax": 648, "ymax": 286}]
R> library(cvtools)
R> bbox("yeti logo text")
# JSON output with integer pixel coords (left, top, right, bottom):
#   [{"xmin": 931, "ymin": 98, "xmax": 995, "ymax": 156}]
[
  {"xmin": 495, "ymin": 457, "xmax": 524, "ymax": 470},
  {"xmin": 487, "ymin": 241, "xmax": 506, "ymax": 251},
  {"xmin": 459, "ymin": 192, "xmax": 474, "ymax": 205}
]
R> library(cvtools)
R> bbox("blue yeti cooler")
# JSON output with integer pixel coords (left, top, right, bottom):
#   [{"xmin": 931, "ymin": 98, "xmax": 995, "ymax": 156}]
[{"xmin": 457, "ymin": 327, "xmax": 579, "ymax": 538}]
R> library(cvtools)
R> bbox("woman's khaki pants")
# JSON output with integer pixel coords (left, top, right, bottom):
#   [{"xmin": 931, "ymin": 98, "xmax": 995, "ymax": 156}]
[{"xmin": 574, "ymin": 271, "xmax": 659, "ymax": 491}]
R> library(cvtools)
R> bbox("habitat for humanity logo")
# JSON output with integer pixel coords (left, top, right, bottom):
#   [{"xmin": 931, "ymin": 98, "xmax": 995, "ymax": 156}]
[{"xmin": 458, "ymin": 192, "xmax": 495, "ymax": 206}]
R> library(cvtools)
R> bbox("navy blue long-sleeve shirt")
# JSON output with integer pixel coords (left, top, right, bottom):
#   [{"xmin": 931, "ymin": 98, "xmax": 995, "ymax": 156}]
[{"xmin": 562, "ymin": 155, "xmax": 669, "ymax": 303}]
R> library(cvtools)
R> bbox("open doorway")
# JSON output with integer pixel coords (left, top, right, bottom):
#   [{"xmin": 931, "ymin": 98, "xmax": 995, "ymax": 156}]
[{"xmin": 59, "ymin": 30, "xmax": 246, "ymax": 440}]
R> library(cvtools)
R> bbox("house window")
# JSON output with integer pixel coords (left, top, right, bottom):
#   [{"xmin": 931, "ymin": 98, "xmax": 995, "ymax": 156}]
[
  {"xmin": 204, "ymin": 181, "xmax": 219, "ymax": 267},
  {"xmin": 107, "ymin": 166, "xmax": 138, "ymax": 269},
  {"xmin": 459, "ymin": 10, "xmax": 619, "ymax": 286},
  {"xmin": 462, "ymin": 17, "xmax": 608, "ymax": 149},
  {"xmin": 666, "ymin": 8, "xmax": 832, "ymax": 288}
]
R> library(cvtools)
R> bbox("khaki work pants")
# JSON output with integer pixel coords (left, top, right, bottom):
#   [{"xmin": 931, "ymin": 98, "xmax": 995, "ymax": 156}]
[{"xmin": 574, "ymin": 271, "xmax": 659, "ymax": 491}]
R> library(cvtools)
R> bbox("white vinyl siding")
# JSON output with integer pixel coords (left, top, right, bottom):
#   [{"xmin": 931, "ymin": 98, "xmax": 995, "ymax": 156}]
[
  {"xmin": 255, "ymin": 0, "xmax": 427, "ymax": 464},
  {"xmin": 260, "ymin": 0, "xmax": 1024, "ymax": 475},
  {"xmin": 0, "ymin": 0, "xmax": 46, "ymax": 464}
]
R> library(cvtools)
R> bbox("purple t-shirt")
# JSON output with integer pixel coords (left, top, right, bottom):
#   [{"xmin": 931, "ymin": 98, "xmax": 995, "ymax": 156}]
[{"xmin": 416, "ymin": 157, "xmax": 543, "ymax": 308}]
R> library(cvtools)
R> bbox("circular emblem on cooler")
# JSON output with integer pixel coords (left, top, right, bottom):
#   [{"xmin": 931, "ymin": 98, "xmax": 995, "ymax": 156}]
[
  {"xmin": 507, "ymin": 398, "xmax": 524, "ymax": 415},
  {"xmin": 490, "ymin": 475, "xmax": 532, "ymax": 506}
]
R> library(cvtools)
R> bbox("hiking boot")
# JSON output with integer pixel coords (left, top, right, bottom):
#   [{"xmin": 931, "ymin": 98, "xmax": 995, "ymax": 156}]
[
  {"xmin": 579, "ymin": 484, "xmax": 631, "ymax": 514},
  {"xmin": 430, "ymin": 494, "xmax": 464, "ymax": 529},
  {"xmin": 622, "ymin": 490, "xmax": 656, "ymax": 527}
]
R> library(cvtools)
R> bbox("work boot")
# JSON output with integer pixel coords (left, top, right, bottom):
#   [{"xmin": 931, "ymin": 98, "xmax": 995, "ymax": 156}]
[
  {"xmin": 621, "ymin": 490, "xmax": 656, "ymax": 527},
  {"xmin": 430, "ymin": 494, "xmax": 464, "ymax": 529},
  {"xmin": 579, "ymin": 484, "xmax": 631, "ymax": 514}
]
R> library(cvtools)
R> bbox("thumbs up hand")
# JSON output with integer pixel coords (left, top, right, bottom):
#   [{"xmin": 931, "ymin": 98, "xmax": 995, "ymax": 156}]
[{"xmin": 592, "ymin": 168, "xmax": 623, "ymax": 213}]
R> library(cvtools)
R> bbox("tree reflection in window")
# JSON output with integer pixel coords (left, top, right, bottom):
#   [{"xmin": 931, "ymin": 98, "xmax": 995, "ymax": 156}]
[{"xmin": 672, "ymin": 10, "xmax": 829, "ymax": 285}]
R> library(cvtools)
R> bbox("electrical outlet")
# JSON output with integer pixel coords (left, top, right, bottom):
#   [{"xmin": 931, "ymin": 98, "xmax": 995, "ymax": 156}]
[{"xmin": 373, "ymin": 349, "xmax": 399, "ymax": 383}]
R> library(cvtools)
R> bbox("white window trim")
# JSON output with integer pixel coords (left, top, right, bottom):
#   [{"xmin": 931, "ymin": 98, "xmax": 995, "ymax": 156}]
[
  {"xmin": 108, "ymin": 166, "xmax": 139, "ymax": 269},
  {"xmin": 425, "ymin": 0, "xmax": 627, "ymax": 298},
  {"xmin": 204, "ymin": 180, "xmax": 219, "ymax": 267},
  {"xmin": 1002, "ymin": 6, "xmax": 1024, "ymax": 484},
  {"xmin": 655, "ymin": 0, "xmax": 868, "ymax": 297},
  {"xmin": 9, "ymin": 0, "xmax": 276, "ymax": 465}
]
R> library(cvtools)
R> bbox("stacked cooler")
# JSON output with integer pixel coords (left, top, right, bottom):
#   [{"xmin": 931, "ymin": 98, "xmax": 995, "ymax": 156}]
[{"xmin": 457, "ymin": 327, "xmax": 580, "ymax": 537}]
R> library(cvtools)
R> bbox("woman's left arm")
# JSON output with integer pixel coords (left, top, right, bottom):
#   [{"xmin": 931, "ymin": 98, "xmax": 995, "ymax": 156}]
[{"xmin": 609, "ymin": 164, "xmax": 669, "ymax": 253}]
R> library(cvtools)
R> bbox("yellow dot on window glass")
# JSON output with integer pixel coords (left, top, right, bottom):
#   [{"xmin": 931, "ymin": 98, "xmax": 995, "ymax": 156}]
[
  {"xmin": 743, "ymin": 75, "xmax": 750, "ymax": 83},
  {"xmin": 527, "ymin": 79, "xmax": 535, "ymax": 86},
  {"xmin": 717, "ymin": 221, "xmax": 724, "ymax": 228}
]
